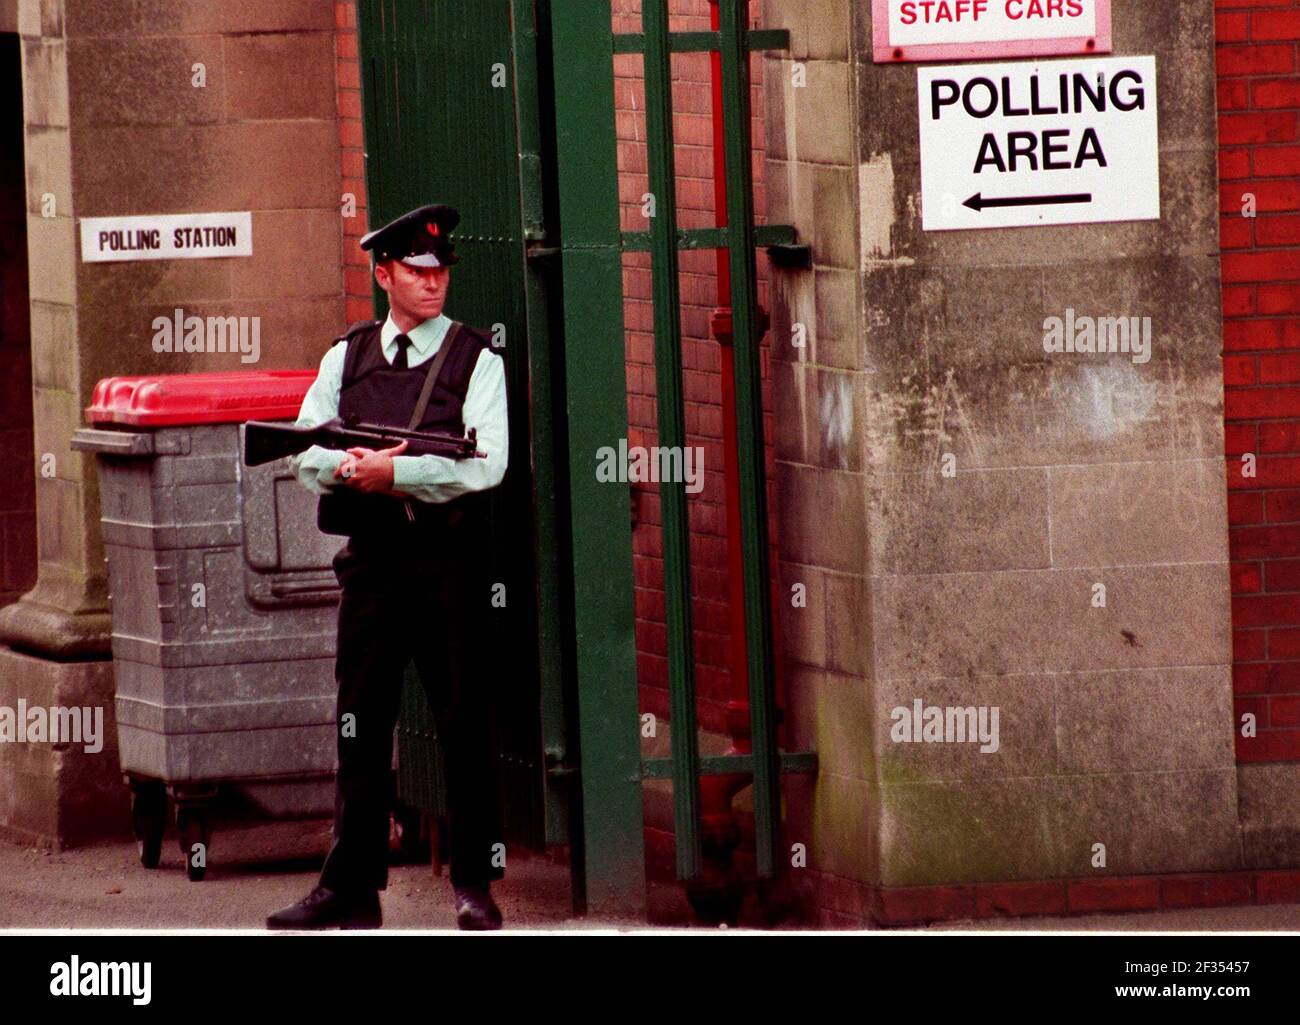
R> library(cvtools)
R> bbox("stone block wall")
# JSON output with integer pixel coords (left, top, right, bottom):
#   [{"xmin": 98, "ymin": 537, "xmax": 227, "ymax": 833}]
[
  {"xmin": 766, "ymin": 0, "xmax": 1239, "ymax": 912},
  {"xmin": 0, "ymin": 0, "xmax": 345, "ymax": 847}
]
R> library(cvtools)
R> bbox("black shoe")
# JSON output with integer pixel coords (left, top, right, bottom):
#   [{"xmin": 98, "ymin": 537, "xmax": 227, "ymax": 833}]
[
  {"xmin": 266, "ymin": 886, "xmax": 382, "ymax": 931},
  {"xmin": 454, "ymin": 885, "xmax": 503, "ymax": 931}
]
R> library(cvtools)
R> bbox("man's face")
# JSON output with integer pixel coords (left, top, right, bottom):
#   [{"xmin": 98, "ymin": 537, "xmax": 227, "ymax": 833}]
[{"xmin": 375, "ymin": 259, "xmax": 451, "ymax": 324}]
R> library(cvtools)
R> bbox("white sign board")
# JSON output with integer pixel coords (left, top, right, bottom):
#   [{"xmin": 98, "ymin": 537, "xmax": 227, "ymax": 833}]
[
  {"xmin": 80, "ymin": 212, "xmax": 253, "ymax": 263},
  {"xmin": 874, "ymin": 0, "xmax": 1111, "ymax": 62},
  {"xmin": 917, "ymin": 56, "xmax": 1160, "ymax": 231}
]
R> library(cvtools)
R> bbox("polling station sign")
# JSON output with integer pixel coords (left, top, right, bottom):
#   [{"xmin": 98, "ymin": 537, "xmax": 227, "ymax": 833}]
[
  {"xmin": 873, "ymin": 0, "xmax": 1111, "ymax": 62},
  {"xmin": 917, "ymin": 56, "xmax": 1160, "ymax": 232},
  {"xmin": 80, "ymin": 212, "xmax": 253, "ymax": 263}
]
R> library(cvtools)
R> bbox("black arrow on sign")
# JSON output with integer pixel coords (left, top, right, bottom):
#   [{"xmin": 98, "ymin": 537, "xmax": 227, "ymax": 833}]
[{"xmin": 963, "ymin": 191, "xmax": 1093, "ymax": 212}]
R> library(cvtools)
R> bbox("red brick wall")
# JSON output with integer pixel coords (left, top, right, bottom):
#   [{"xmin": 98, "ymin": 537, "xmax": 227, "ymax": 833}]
[
  {"xmin": 1219, "ymin": 0, "xmax": 1300, "ymax": 762},
  {"xmin": 613, "ymin": 0, "xmax": 775, "ymax": 732},
  {"xmin": 336, "ymin": 1, "xmax": 779, "ymax": 735}
]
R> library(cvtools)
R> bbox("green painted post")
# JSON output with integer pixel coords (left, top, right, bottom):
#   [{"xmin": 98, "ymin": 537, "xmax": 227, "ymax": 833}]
[
  {"xmin": 717, "ymin": 0, "xmax": 781, "ymax": 879},
  {"xmin": 549, "ymin": 0, "xmax": 646, "ymax": 916},
  {"xmin": 641, "ymin": 0, "xmax": 704, "ymax": 882},
  {"xmin": 509, "ymin": 0, "xmax": 569, "ymax": 845}
]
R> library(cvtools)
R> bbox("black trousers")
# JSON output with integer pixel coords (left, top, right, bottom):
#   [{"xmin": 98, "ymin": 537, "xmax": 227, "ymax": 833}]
[{"xmin": 317, "ymin": 534, "xmax": 505, "ymax": 893}]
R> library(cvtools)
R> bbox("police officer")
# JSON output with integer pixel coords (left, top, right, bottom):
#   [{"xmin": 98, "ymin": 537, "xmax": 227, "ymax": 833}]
[{"xmin": 266, "ymin": 203, "xmax": 509, "ymax": 930}]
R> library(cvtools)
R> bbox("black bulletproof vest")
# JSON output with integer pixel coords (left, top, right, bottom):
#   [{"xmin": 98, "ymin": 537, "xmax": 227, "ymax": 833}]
[{"xmin": 316, "ymin": 318, "xmax": 494, "ymax": 543}]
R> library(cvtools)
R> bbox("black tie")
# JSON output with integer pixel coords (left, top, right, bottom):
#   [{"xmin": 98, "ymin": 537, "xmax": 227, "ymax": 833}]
[{"xmin": 393, "ymin": 333, "xmax": 413, "ymax": 370}]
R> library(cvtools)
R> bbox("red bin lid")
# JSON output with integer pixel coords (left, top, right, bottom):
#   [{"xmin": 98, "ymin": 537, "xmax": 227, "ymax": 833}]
[{"xmin": 86, "ymin": 371, "xmax": 317, "ymax": 426}]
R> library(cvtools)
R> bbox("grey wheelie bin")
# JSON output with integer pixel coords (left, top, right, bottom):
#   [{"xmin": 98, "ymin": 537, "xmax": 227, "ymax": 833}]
[{"xmin": 73, "ymin": 370, "xmax": 345, "ymax": 880}]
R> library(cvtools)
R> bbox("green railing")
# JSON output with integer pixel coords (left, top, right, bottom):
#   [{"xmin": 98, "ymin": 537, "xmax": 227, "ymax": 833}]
[{"xmin": 551, "ymin": 0, "xmax": 816, "ymax": 911}]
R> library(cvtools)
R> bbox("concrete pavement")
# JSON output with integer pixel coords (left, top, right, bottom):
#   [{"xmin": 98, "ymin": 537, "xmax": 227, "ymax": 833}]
[
  {"xmin": 0, "ymin": 819, "xmax": 659, "ymax": 931},
  {"xmin": 1, "ymin": 820, "xmax": 1298, "ymax": 932}
]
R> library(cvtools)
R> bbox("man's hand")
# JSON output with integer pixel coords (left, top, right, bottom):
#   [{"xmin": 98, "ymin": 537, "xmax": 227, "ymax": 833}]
[{"xmin": 335, "ymin": 440, "xmax": 408, "ymax": 493}]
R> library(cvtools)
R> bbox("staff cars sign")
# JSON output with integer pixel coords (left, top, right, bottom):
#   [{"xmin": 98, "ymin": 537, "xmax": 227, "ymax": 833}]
[{"xmin": 872, "ymin": 0, "xmax": 1111, "ymax": 63}]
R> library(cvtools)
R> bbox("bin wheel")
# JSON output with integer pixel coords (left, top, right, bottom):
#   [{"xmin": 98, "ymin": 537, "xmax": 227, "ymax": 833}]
[
  {"xmin": 177, "ymin": 806, "xmax": 211, "ymax": 882},
  {"xmin": 130, "ymin": 782, "xmax": 167, "ymax": 869}
]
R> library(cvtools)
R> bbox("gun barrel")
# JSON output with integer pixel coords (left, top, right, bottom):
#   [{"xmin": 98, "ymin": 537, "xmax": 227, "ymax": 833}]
[{"xmin": 243, "ymin": 419, "xmax": 482, "ymax": 466}]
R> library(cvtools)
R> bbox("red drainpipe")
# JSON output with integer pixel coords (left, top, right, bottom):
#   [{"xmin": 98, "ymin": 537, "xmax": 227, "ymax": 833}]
[{"xmin": 695, "ymin": 0, "xmax": 783, "ymax": 892}]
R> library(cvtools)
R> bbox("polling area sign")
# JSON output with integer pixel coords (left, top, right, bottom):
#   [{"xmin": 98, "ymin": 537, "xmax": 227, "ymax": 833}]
[
  {"xmin": 80, "ymin": 211, "xmax": 253, "ymax": 263},
  {"xmin": 916, "ymin": 56, "xmax": 1160, "ymax": 231},
  {"xmin": 873, "ymin": 0, "xmax": 1111, "ymax": 63}
]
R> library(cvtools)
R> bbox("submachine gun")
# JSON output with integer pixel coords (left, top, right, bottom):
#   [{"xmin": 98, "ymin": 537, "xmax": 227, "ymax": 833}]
[{"xmin": 243, "ymin": 415, "xmax": 484, "ymax": 467}]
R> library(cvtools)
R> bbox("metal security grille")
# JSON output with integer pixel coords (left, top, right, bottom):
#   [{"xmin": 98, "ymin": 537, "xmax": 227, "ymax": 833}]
[{"xmin": 550, "ymin": 0, "xmax": 816, "ymax": 914}]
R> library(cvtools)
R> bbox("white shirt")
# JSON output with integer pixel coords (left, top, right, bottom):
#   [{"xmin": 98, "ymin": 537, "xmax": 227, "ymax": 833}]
[{"xmin": 289, "ymin": 312, "xmax": 508, "ymax": 503}]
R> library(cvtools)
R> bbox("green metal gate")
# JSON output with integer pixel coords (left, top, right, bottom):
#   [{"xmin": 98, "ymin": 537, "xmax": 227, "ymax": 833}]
[
  {"xmin": 357, "ymin": 0, "xmax": 815, "ymax": 918},
  {"xmin": 357, "ymin": 0, "xmax": 569, "ymax": 859}
]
